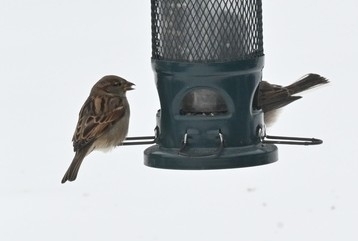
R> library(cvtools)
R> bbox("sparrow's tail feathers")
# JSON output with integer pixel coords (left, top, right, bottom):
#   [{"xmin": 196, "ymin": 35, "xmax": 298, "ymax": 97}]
[
  {"xmin": 285, "ymin": 73, "xmax": 329, "ymax": 95},
  {"xmin": 257, "ymin": 73, "xmax": 328, "ymax": 113},
  {"xmin": 61, "ymin": 150, "xmax": 88, "ymax": 184}
]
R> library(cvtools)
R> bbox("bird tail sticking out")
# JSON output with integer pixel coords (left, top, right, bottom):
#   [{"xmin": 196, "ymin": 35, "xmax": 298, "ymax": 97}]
[
  {"xmin": 61, "ymin": 149, "xmax": 88, "ymax": 183},
  {"xmin": 285, "ymin": 73, "xmax": 329, "ymax": 96},
  {"xmin": 256, "ymin": 73, "xmax": 329, "ymax": 113}
]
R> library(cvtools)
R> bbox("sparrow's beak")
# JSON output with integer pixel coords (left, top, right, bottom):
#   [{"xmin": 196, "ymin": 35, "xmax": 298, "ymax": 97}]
[{"xmin": 125, "ymin": 81, "xmax": 135, "ymax": 91}]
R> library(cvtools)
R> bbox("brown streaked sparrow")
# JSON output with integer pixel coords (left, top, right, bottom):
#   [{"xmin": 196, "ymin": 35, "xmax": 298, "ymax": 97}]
[
  {"xmin": 254, "ymin": 73, "xmax": 329, "ymax": 126},
  {"xmin": 61, "ymin": 75, "xmax": 135, "ymax": 183}
]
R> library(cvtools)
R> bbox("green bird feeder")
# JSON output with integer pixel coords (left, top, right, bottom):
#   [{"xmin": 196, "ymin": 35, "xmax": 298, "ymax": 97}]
[{"xmin": 143, "ymin": 0, "xmax": 278, "ymax": 169}]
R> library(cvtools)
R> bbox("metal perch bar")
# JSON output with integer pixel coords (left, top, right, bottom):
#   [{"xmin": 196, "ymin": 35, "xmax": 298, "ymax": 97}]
[
  {"xmin": 121, "ymin": 136, "xmax": 156, "ymax": 146},
  {"xmin": 262, "ymin": 135, "xmax": 323, "ymax": 145}
]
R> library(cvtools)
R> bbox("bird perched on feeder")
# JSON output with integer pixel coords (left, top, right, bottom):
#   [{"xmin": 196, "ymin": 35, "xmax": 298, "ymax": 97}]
[
  {"xmin": 254, "ymin": 73, "xmax": 329, "ymax": 126},
  {"xmin": 61, "ymin": 75, "xmax": 135, "ymax": 183}
]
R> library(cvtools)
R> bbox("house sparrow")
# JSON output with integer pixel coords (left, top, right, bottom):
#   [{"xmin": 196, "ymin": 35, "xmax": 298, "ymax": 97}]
[
  {"xmin": 254, "ymin": 73, "xmax": 329, "ymax": 126},
  {"xmin": 61, "ymin": 75, "xmax": 135, "ymax": 183}
]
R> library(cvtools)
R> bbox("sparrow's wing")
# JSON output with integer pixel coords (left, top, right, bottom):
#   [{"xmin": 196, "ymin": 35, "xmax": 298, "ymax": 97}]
[
  {"xmin": 72, "ymin": 95, "xmax": 126, "ymax": 152},
  {"xmin": 256, "ymin": 81, "xmax": 301, "ymax": 113}
]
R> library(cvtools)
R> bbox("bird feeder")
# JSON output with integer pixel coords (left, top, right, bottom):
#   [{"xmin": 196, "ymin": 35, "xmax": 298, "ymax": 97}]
[
  {"xmin": 142, "ymin": 0, "xmax": 277, "ymax": 169},
  {"xmin": 122, "ymin": 0, "xmax": 322, "ymax": 169}
]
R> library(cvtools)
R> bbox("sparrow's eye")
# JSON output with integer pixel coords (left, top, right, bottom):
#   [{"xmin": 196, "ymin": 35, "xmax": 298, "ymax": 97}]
[{"xmin": 113, "ymin": 82, "xmax": 121, "ymax": 86}]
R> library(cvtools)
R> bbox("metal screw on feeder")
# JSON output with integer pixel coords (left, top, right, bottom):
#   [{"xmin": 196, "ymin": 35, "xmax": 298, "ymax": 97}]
[{"xmin": 142, "ymin": 0, "xmax": 278, "ymax": 169}]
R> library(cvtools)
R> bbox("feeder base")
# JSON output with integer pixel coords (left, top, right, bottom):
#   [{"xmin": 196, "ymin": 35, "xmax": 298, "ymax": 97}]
[{"xmin": 144, "ymin": 144, "xmax": 278, "ymax": 170}]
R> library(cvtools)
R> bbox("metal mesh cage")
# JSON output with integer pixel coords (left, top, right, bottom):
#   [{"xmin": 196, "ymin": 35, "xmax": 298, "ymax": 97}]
[{"xmin": 151, "ymin": 0, "xmax": 264, "ymax": 63}]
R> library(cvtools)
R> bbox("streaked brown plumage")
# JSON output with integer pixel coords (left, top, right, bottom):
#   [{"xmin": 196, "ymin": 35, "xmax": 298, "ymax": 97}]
[
  {"xmin": 61, "ymin": 75, "xmax": 135, "ymax": 183},
  {"xmin": 254, "ymin": 73, "xmax": 329, "ymax": 125}
]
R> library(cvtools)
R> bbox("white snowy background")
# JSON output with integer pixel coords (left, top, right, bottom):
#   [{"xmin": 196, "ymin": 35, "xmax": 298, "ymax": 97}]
[{"xmin": 0, "ymin": 0, "xmax": 356, "ymax": 240}]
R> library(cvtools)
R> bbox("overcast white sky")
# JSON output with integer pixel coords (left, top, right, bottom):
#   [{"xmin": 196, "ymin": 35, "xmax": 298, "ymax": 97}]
[{"xmin": 0, "ymin": 0, "xmax": 357, "ymax": 241}]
